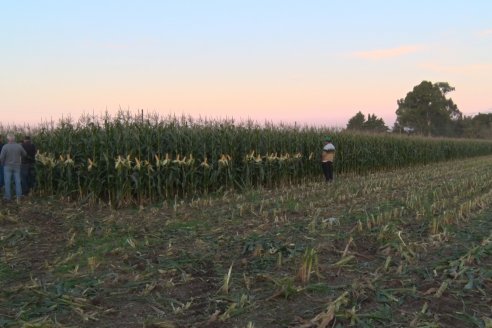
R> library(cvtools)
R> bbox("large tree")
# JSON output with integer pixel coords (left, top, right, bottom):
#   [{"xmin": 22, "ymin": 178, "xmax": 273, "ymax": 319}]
[{"xmin": 395, "ymin": 81, "xmax": 462, "ymax": 136}]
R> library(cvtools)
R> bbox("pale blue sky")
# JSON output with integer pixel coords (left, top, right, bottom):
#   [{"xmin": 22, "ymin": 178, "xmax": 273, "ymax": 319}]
[{"xmin": 1, "ymin": 1, "xmax": 491, "ymax": 127}]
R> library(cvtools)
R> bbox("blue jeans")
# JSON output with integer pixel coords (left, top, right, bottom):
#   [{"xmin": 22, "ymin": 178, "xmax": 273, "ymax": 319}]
[
  {"xmin": 21, "ymin": 163, "xmax": 36, "ymax": 195},
  {"xmin": 3, "ymin": 165, "xmax": 22, "ymax": 200},
  {"xmin": 0, "ymin": 164, "xmax": 4, "ymax": 188}
]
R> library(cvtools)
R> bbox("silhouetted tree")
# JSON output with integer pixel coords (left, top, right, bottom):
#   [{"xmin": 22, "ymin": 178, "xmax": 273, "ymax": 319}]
[
  {"xmin": 347, "ymin": 111, "xmax": 388, "ymax": 132},
  {"xmin": 347, "ymin": 111, "xmax": 365, "ymax": 130}
]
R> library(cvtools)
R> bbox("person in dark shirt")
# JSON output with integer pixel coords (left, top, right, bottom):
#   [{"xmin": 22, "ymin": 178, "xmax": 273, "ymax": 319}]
[
  {"xmin": 21, "ymin": 136, "xmax": 37, "ymax": 195},
  {"xmin": 0, "ymin": 135, "xmax": 4, "ymax": 189}
]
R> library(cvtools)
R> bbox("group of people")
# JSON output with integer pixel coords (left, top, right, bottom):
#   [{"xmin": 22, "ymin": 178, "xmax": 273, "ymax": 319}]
[{"xmin": 0, "ymin": 134, "xmax": 37, "ymax": 202}]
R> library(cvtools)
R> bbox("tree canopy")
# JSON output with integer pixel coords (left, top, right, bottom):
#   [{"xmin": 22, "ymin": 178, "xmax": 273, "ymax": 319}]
[
  {"xmin": 346, "ymin": 111, "xmax": 365, "ymax": 130},
  {"xmin": 460, "ymin": 113, "xmax": 492, "ymax": 139},
  {"xmin": 347, "ymin": 111, "xmax": 388, "ymax": 133},
  {"xmin": 395, "ymin": 81, "xmax": 462, "ymax": 136}
]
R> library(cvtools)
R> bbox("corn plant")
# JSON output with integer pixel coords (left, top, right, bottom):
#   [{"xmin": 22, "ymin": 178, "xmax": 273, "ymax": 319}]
[{"xmin": 16, "ymin": 110, "xmax": 492, "ymax": 206}]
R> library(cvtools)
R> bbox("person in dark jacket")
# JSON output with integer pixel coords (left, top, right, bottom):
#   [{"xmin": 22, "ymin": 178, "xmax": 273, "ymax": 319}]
[
  {"xmin": 21, "ymin": 136, "xmax": 37, "ymax": 195},
  {"xmin": 0, "ymin": 135, "xmax": 4, "ymax": 189}
]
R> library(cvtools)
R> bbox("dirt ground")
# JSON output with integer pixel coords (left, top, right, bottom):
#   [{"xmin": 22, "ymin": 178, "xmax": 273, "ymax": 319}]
[{"xmin": 2, "ymin": 158, "xmax": 492, "ymax": 327}]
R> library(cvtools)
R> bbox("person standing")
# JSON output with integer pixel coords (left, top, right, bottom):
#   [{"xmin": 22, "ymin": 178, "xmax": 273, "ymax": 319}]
[
  {"xmin": 0, "ymin": 134, "xmax": 27, "ymax": 202},
  {"xmin": 21, "ymin": 136, "xmax": 37, "ymax": 195},
  {"xmin": 321, "ymin": 136, "xmax": 336, "ymax": 182},
  {"xmin": 0, "ymin": 135, "xmax": 4, "ymax": 190}
]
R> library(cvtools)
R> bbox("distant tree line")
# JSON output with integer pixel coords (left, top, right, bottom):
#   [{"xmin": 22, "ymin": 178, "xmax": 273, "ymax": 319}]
[
  {"xmin": 346, "ymin": 80, "xmax": 492, "ymax": 139},
  {"xmin": 346, "ymin": 111, "xmax": 388, "ymax": 133}
]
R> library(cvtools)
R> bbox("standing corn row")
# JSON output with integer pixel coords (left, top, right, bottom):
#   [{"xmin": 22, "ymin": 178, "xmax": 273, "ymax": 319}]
[{"xmin": 25, "ymin": 111, "xmax": 492, "ymax": 206}]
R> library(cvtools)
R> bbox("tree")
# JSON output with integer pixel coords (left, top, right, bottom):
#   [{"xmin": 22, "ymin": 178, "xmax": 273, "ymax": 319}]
[
  {"xmin": 346, "ymin": 111, "xmax": 365, "ymax": 130},
  {"xmin": 395, "ymin": 81, "xmax": 462, "ymax": 136},
  {"xmin": 364, "ymin": 114, "xmax": 388, "ymax": 133},
  {"xmin": 347, "ymin": 111, "xmax": 388, "ymax": 132},
  {"xmin": 461, "ymin": 113, "xmax": 492, "ymax": 139}
]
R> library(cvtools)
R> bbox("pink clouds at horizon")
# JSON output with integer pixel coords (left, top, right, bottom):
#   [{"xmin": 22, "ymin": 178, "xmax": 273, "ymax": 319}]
[{"xmin": 350, "ymin": 45, "xmax": 424, "ymax": 60}]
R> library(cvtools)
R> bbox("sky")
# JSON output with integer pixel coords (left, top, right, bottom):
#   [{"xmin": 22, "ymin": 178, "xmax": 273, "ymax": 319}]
[{"xmin": 1, "ymin": 1, "xmax": 491, "ymax": 128}]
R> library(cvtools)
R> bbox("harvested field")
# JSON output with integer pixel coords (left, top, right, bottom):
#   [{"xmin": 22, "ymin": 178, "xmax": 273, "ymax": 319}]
[{"xmin": 1, "ymin": 156, "xmax": 492, "ymax": 327}]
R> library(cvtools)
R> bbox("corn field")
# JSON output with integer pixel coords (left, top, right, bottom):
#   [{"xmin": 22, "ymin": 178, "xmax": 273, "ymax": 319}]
[{"xmin": 5, "ymin": 111, "xmax": 492, "ymax": 206}]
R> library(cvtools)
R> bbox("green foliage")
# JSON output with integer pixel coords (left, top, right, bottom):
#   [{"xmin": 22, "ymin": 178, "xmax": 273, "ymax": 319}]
[
  {"xmin": 18, "ymin": 111, "xmax": 492, "ymax": 205},
  {"xmin": 347, "ymin": 112, "xmax": 388, "ymax": 133},
  {"xmin": 460, "ymin": 113, "xmax": 492, "ymax": 139},
  {"xmin": 365, "ymin": 114, "xmax": 388, "ymax": 133},
  {"xmin": 395, "ymin": 81, "xmax": 462, "ymax": 136},
  {"xmin": 347, "ymin": 111, "xmax": 365, "ymax": 130}
]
